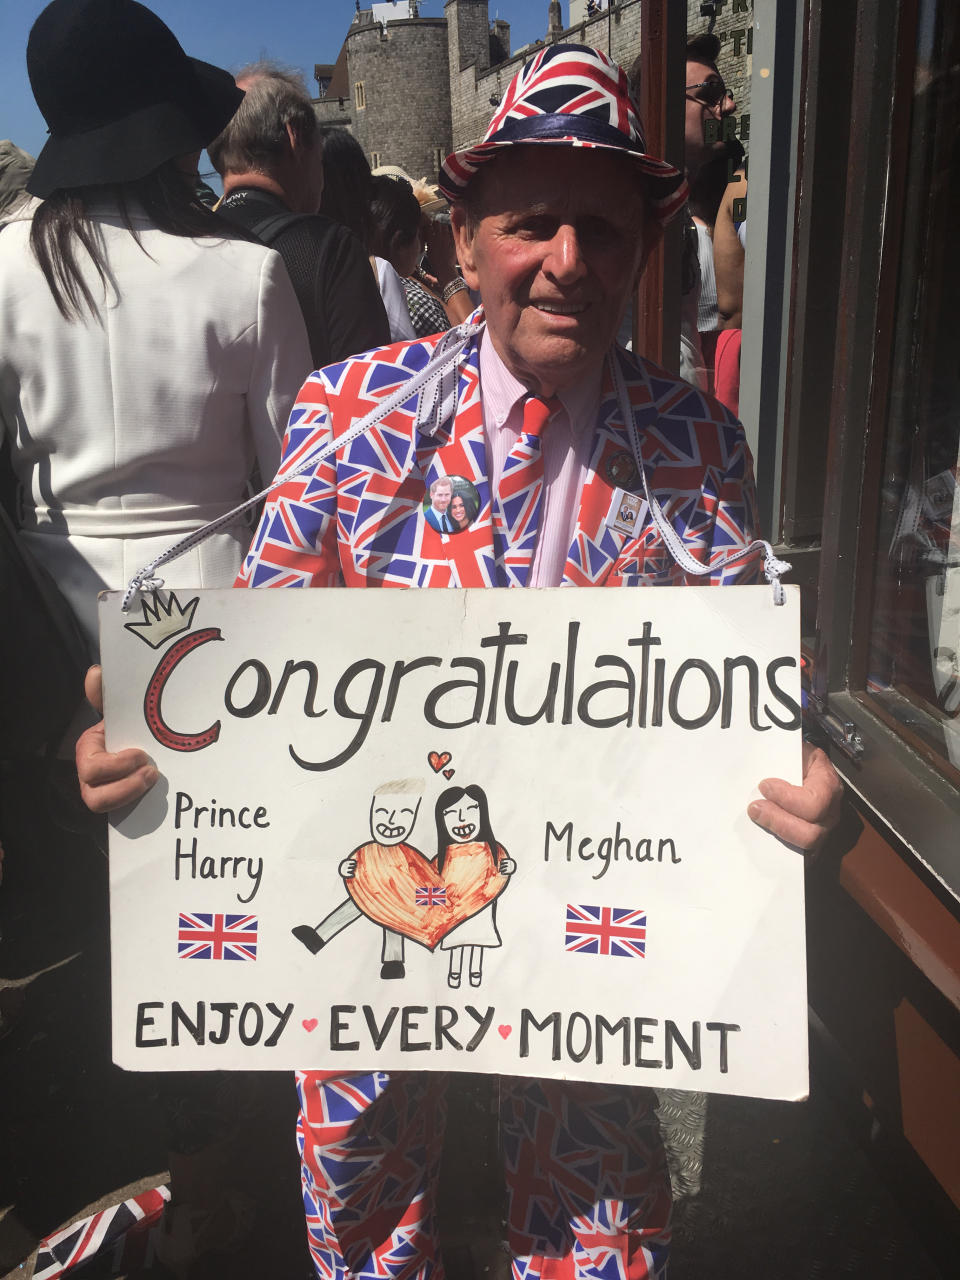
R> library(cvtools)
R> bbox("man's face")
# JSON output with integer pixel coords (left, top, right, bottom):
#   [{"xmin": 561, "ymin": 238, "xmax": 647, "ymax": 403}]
[
  {"xmin": 369, "ymin": 792, "xmax": 421, "ymax": 845},
  {"xmin": 684, "ymin": 60, "xmax": 735, "ymax": 178},
  {"xmin": 431, "ymin": 482, "xmax": 452, "ymax": 513},
  {"xmin": 451, "ymin": 148, "xmax": 649, "ymax": 396}
]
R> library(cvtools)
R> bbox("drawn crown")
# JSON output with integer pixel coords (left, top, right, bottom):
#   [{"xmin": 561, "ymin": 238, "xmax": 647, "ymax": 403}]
[{"xmin": 124, "ymin": 591, "xmax": 199, "ymax": 649}]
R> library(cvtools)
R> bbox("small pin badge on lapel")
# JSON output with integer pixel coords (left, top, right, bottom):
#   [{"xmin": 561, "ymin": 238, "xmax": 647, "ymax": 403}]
[
  {"xmin": 604, "ymin": 450, "xmax": 640, "ymax": 489},
  {"xmin": 608, "ymin": 489, "xmax": 648, "ymax": 537}
]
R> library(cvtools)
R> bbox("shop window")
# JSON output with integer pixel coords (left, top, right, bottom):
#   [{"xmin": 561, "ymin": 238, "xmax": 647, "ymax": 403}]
[
  {"xmin": 810, "ymin": 0, "xmax": 960, "ymax": 890},
  {"xmin": 863, "ymin": 2, "xmax": 960, "ymax": 779}
]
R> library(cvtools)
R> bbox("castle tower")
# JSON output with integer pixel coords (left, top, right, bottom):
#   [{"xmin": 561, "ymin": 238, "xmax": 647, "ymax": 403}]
[
  {"xmin": 348, "ymin": 7, "xmax": 452, "ymax": 179},
  {"xmin": 446, "ymin": 0, "xmax": 492, "ymax": 78}
]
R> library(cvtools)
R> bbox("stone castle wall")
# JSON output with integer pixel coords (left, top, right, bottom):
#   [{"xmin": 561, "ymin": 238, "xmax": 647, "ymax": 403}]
[{"xmin": 348, "ymin": 17, "xmax": 452, "ymax": 176}]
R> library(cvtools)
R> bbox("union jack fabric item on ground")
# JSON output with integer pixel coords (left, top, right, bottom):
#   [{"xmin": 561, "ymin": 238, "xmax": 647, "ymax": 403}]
[
  {"xmin": 177, "ymin": 911, "xmax": 258, "ymax": 960},
  {"xmin": 296, "ymin": 1073, "xmax": 669, "ymax": 1280},
  {"xmin": 34, "ymin": 1185, "xmax": 170, "ymax": 1279},
  {"xmin": 565, "ymin": 905, "xmax": 647, "ymax": 958},
  {"xmin": 438, "ymin": 44, "xmax": 687, "ymax": 226},
  {"xmin": 235, "ymin": 318, "xmax": 761, "ymax": 595}
]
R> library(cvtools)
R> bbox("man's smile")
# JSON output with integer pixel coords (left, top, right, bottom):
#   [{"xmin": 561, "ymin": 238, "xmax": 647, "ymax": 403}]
[{"xmin": 532, "ymin": 300, "xmax": 587, "ymax": 316}]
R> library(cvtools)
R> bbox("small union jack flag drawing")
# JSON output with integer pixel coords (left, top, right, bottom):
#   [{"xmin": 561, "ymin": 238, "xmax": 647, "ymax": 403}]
[
  {"xmin": 415, "ymin": 886, "xmax": 447, "ymax": 907},
  {"xmin": 565, "ymin": 904, "xmax": 646, "ymax": 958},
  {"xmin": 177, "ymin": 912, "xmax": 258, "ymax": 961}
]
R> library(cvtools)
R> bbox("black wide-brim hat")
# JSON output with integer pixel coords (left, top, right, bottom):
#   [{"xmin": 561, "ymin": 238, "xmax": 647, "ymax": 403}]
[{"xmin": 26, "ymin": 0, "xmax": 244, "ymax": 198}]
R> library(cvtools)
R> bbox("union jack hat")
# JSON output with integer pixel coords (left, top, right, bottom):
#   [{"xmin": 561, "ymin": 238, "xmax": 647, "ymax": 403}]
[{"xmin": 438, "ymin": 43, "xmax": 687, "ymax": 225}]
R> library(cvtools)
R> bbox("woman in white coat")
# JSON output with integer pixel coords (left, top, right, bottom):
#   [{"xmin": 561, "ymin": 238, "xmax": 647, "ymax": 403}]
[{"xmin": 0, "ymin": 0, "xmax": 311, "ymax": 656}]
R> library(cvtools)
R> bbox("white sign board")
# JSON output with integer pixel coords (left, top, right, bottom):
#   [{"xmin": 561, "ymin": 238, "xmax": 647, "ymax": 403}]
[{"xmin": 100, "ymin": 585, "xmax": 807, "ymax": 1100}]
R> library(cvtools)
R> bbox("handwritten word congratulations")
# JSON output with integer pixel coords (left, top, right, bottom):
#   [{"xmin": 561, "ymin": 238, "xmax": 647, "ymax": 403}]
[{"xmin": 144, "ymin": 619, "xmax": 799, "ymax": 770}]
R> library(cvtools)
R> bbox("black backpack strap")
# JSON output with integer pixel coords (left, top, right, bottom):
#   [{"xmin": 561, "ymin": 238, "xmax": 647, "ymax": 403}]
[{"xmin": 249, "ymin": 210, "xmax": 314, "ymax": 247}]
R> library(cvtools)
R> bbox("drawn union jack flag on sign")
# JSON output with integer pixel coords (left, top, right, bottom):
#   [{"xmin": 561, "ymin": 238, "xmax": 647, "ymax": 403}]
[
  {"xmin": 177, "ymin": 913, "xmax": 258, "ymax": 961},
  {"xmin": 415, "ymin": 886, "xmax": 447, "ymax": 907},
  {"xmin": 565, "ymin": 904, "xmax": 646, "ymax": 958}
]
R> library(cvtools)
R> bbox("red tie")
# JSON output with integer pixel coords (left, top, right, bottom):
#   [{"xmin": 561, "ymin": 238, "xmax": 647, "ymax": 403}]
[{"xmin": 494, "ymin": 394, "xmax": 560, "ymax": 586}]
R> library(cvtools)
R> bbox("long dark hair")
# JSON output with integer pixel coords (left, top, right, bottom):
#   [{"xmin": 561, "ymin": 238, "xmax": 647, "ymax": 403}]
[
  {"xmin": 30, "ymin": 159, "xmax": 252, "ymax": 321},
  {"xmin": 318, "ymin": 127, "xmax": 373, "ymax": 248},
  {"xmin": 369, "ymin": 175, "xmax": 421, "ymax": 265},
  {"xmin": 435, "ymin": 784, "xmax": 497, "ymax": 872}
]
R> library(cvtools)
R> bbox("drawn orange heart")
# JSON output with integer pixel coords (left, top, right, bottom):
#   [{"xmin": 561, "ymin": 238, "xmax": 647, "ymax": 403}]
[
  {"xmin": 345, "ymin": 839, "xmax": 508, "ymax": 949},
  {"xmin": 428, "ymin": 750, "xmax": 452, "ymax": 773},
  {"xmin": 443, "ymin": 768, "xmax": 455, "ymax": 779}
]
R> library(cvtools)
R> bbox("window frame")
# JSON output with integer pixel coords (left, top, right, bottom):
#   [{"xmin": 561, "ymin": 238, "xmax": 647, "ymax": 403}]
[{"xmin": 809, "ymin": 0, "xmax": 960, "ymax": 901}]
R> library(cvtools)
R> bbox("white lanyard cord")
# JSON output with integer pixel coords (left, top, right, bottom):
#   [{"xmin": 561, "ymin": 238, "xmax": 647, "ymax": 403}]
[
  {"xmin": 120, "ymin": 322, "xmax": 479, "ymax": 611},
  {"xmin": 608, "ymin": 351, "xmax": 790, "ymax": 604},
  {"xmin": 121, "ymin": 330, "xmax": 788, "ymax": 610}
]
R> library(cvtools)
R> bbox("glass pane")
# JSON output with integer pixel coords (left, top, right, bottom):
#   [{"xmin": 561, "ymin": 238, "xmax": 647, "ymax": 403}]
[{"xmin": 867, "ymin": 0, "xmax": 960, "ymax": 772}]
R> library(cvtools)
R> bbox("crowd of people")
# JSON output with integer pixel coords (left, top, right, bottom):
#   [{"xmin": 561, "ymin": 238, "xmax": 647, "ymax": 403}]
[{"xmin": 1, "ymin": 2, "xmax": 843, "ymax": 1277}]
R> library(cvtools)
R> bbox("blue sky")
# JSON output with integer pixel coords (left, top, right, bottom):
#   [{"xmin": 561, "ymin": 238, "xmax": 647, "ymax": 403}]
[{"xmin": 2, "ymin": 0, "xmax": 556, "ymax": 162}]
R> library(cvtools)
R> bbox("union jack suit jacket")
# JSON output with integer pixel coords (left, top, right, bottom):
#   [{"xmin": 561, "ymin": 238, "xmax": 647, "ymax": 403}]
[{"xmin": 236, "ymin": 320, "xmax": 761, "ymax": 591}]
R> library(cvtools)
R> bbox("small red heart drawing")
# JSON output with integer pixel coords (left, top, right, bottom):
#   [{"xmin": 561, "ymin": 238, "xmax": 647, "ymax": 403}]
[
  {"xmin": 443, "ymin": 768, "xmax": 455, "ymax": 779},
  {"xmin": 428, "ymin": 750, "xmax": 452, "ymax": 773},
  {"xmin": 498, "ymin": 1024, "xmax": 512, "ymax": 1040},
  {"xmin": 346, "ymin": 840, "xmax": 508, "ymax": 949},
  {"xmin": 302, "ymin": 1018, "xmax": 318, "ymax": 1032}
]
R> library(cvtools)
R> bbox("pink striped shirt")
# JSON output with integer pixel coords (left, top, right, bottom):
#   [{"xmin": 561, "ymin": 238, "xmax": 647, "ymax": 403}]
[{"xmin": 478, "ymin": 332, "xmax": 602, "ymax": 587}]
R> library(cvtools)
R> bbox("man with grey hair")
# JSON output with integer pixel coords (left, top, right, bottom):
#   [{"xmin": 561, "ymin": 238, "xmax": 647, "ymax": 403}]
[{"xmin": 209, "ymin": 63, "xmax": 389, "ymax": 367}]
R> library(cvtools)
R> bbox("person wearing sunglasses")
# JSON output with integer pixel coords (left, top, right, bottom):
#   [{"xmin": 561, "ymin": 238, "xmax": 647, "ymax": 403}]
[
  {"xmin": 685, "ymin": 34, "xmax": 737, "ymax": 181},
  {"xmin": 673, "ymin": 34, "xmax": 739, "ymax": 391}
]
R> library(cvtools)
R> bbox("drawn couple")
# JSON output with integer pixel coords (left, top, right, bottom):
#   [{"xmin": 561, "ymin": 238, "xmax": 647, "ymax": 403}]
[{"xmin": 292, "ymin": 781, "xmax": 515, "ymax": 988}]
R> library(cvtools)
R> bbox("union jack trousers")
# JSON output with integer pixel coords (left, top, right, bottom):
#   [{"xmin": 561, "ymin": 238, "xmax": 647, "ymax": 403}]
[{"xmin": 297, "ymin": 1072, "xmax": 670, "ymax": 1280}]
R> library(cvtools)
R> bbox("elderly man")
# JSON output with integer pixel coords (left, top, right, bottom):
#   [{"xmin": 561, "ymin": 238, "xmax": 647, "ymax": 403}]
[
  {"xmin": 208, "ymin": 63, "xmax": 389, "ymax": 368},
  {"xmin": 80, "ymin": 43, "xmax": 841, "ymax": 1280}
]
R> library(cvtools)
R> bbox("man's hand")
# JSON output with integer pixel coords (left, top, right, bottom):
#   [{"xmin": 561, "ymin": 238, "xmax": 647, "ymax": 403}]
[
  {"xmin": 748, "ymin": 741, "xmax": 844, "ymax": 854},
  {"xmin": 499, "ymin": 855, "xmax": 517, "ymax": 875},
  {"xmin": 76, "ymin": 666, "xmax": 158, "ymax": 814},
  {"xmin": 338, "ymin": 858, "xmax": 357, "ymax": 879}
]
